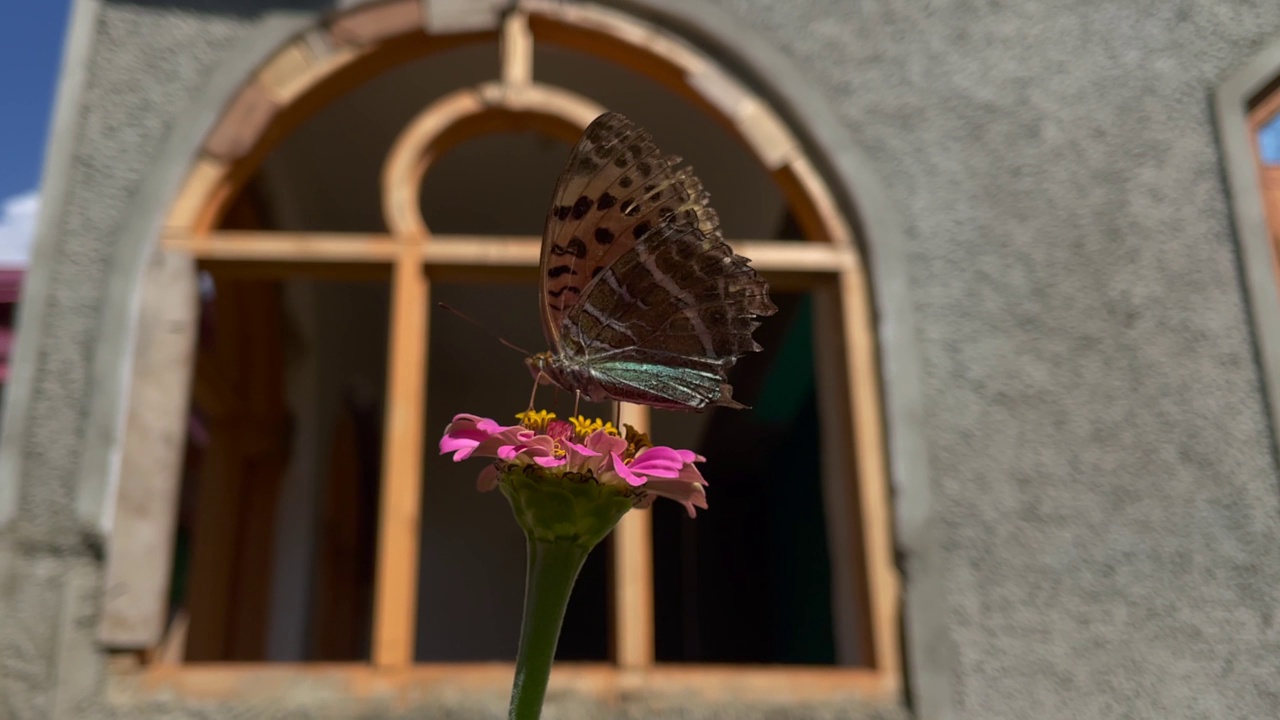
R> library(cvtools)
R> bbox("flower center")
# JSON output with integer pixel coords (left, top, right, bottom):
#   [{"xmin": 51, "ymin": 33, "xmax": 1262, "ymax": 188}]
[{"xmin": 517, "ymin": 409, "xmax": 620, "ymax": 441}]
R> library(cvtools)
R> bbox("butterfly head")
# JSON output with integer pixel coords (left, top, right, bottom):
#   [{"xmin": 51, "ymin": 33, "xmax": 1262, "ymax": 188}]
[
  {"xmin": 525, "ymin": 351, "xmax": 557, "ymax": 385},
  {"xmin": 527, "ymin": 351, "xmax": 601, "ymax": 399}
]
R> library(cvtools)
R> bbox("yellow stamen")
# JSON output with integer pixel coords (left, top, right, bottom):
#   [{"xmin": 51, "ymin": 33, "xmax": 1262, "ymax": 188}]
[
  {"xmin": 568, "ymin": 415, "xmax": 622, "ymax": 439},
  {"xmin": 515, "ymin": 409, "xmax": 556, "ymax": 432},
  {"xmin": 568, "ymin": 415, "xmax": 596, "ymax": 437}
]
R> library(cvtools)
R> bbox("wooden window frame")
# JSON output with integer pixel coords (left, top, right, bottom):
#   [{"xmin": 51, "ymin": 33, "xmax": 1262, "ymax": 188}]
[
  {"xmin": 100, "ymin": 1, "xmax": 902, "ymax": 706},
  {"xmin": 1218, "ymin": 37, "xmax": 1280, "ymax": 508},
  {"xmin": 1249, "ymin": 91, "xmax": 1280, "ymax": 284}
]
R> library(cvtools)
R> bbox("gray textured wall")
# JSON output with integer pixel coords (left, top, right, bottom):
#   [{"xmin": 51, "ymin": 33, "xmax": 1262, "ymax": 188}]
[
  {"xmin": 707, "ymin": 0, "xmax": 1280, "ymax": 717},
  {"xmin": 0, "ymin": 3, "xmax": 270, "ymax": 719},
  {"xmin": 4, "ymin": 0, "xmax": 1280, "ymax": 718}
]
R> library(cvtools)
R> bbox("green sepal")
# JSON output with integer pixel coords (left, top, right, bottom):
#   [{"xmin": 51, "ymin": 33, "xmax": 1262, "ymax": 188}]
[{"xmin": 497, "ymin": 465, "xmax": 635, "ymax": 547}]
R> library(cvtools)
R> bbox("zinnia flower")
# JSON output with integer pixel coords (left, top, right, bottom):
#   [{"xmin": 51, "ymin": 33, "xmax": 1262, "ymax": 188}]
[
  {"xmin": 440, "ymin": 408, "xmax": 711, "ymax": 720},
  {"xmin": 439, "ymin": 410, "xmax": 708, "ymax": 518}
]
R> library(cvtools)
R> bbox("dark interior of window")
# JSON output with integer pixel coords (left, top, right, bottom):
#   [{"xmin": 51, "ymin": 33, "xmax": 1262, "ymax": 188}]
[{"xmin": 652, "ymin": 290, "xmax": 838, "ymax": 665}]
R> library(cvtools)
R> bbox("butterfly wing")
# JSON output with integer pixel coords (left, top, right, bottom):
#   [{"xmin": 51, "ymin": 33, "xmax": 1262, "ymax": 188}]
[
  {"xmin": 562, "ymin": 222, "xmax": 777, "ymax": 410},
  {"xmin": 539, "ymin": 112, "xmax": 719, "ymax": 353}
]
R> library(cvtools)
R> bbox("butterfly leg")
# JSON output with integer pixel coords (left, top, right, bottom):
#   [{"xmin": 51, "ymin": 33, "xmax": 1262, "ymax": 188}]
[
  {"xmin": 573, "ymin": 390, "xmax": 581, "ymax": 418},
  {"xmin": 527, "ymin": 371, "xmax": 545, "ymax": 412}
]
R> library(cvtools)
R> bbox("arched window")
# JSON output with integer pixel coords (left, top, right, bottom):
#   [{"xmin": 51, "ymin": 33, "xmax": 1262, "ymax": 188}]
[
  {"xmin": 1251, "ymin": 94, "xmax": 1280, "ymax": 258},
  {"xmin": 99, "ymin": 0, "xmax": 900, "ymax": 705},
  {"xmin": 1219, "ymin": 41, "xmax": 1280, "ymax": 459}
]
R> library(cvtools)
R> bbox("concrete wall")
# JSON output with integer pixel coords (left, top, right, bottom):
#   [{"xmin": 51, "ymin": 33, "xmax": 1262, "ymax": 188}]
[
  {"xmin": 4, "ymin": 0, "xmax": 1280, "ymax": 718},
  {"xmin": 714, "ymin": 0, "xmax": 1280, "ymax": 717},
  {"xmin": 0, "ymin": 2, "xmax": 272, "ymax": 718}
]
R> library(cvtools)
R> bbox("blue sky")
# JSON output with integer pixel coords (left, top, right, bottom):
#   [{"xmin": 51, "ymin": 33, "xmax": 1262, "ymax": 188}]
[
  {"xmin": 1, "ymin": 2, "xmax": 70, "ymax": 199},
  {"xmin": 0, "ymin": 2, "xmax": 70, "ymax": 267},
  {"xmin": 1262, "ymin": 114, "xmax": 1280, "ymax": 166}
]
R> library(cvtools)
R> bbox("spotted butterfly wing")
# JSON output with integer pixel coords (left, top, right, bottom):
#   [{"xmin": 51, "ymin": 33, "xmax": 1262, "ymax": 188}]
[{"xmin": 534, "ymin": 112, "xmax": 776, "ymax": 410}]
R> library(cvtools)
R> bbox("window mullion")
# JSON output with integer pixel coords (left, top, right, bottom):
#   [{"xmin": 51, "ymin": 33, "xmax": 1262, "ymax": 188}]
[
  {"xmin": 163, "ymin": 231, "xmax": 401, "ymax": 262},
  {"xmin": 612, "ymin": 403, "xmax": 655, "ymax": 669},
  {"xmin": 371, "ymin": 246, "xmax": 429, "ymax": 668}
]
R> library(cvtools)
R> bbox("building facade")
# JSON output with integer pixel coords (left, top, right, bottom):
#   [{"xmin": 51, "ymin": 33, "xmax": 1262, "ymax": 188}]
[{"xmin": 4, "ymin": 1, "xmax": 1280, "ymax": 718}]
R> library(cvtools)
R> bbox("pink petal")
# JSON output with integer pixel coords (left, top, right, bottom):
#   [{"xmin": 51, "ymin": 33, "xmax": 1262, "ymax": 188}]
[
  {"xmin": 675, "ymin": 448, "xmax": 706, "ymax": 464},
  {"xmin": 676, "ymin": 462, "xmax": 708, "ymax": 486},
  {"xmin": 473, "ymin": 428, "xmax": 535, "ymax": 458},
  {"xmin": 563, "ymin": 441, "xmax": 601, "ymax": 473},
  {"xmin": 610, "ymin": 452, "xmax": 646, "ymax": 487},
  {"xmin": 626, "ymin": 446, "xmax": 684, "ymax": 479},
  {"xmin": 521, "ymin": 435, "xmax": 557, "ymax": 456},
  {"xmin": 498, "ymin": 435, "xmax": 557, "ymax": 462},
  {"xmin": 476, "ymin": 464, "xmax": 500, "ymax": 492},
  {"xmin": 439, "ymin": 431, "xmax": 484, "ymax": 460},
  {"xmin": 564, "ymin": 440, "xmax": 600, "ymax": 458},
  {"xmin": 445, "ymin": 413, "xmax": 485, "ymax": 428},
  {"xmin": 533, "ymin": 455, "xmax": 567, "ymax": 468},
  {"xmin": 642, "ymin": 479, "xmax": 709, "ymax": 518},
  {"xmin": 446, "ymin": 413, "xmax": 521, "ymax": 438},
  {"xmin": 439, "ymin": 414, "xmax": 527, "ymax": 461},
  {"xmin": 476, "ymin": 417, "xmax": 518, "ymax": 435},
  {"xmin": 440, "ymin": 429, "xmax": 486, "ymax": 450},
  {"xmin": 585, "ymin": 430, "xmax": 627, "ymax": 457}
]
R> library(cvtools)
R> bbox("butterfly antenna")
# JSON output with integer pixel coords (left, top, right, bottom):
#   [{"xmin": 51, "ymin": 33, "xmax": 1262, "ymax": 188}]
[{"xmin": 437, "ymin": 303, "xmax": 530, "ymax": 355}]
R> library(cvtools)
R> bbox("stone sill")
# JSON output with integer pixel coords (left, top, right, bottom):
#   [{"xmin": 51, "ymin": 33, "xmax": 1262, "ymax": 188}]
[{"xmin": 104, "ymin": 657, "xmax": 904, "ymax": 717}]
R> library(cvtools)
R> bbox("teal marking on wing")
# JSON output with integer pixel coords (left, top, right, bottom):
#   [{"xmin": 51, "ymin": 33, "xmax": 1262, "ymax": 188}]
[{"xmin": 592, "ymin": 360, "xmax": 723, "ymax": 408}]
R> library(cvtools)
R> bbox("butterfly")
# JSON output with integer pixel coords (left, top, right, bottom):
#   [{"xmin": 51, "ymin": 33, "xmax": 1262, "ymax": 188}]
[{"xmin": 524, "ymin": 112, "xmax": 778, "ymax": 411}]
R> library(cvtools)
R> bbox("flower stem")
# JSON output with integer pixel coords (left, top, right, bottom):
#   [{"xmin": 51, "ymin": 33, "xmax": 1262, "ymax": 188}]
[{"xmin": 508, "ymin": 537, "xmax": 591, "ymax": 720}]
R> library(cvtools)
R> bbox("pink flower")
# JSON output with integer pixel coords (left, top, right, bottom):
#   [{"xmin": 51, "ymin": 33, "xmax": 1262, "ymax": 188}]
[{"xmin": 438, "ymin": 410, "xmax": 709, "ymax": 517}]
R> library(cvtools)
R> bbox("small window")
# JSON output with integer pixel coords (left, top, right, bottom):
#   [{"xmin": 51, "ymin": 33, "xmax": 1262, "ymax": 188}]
[
  {"xmin": 1259, "ymin": 112, "xmax": 1280, "ymax": 166},
  {"xmin": 1216, "ymin": 40, "xmax": 1280, "ymax": 582},
  {"xmin": 1249, "ymin": 94, "xmax": 1280, "ymax": 268}
]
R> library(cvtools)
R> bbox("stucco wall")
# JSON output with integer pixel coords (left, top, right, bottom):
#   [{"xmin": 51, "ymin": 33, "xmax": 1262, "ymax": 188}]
[
  {"xmin": 4, "ymin": 0, "xmax": 1280, "ymax": 718},
  {"xmin": 704, "ymin": 0, "xmax": 1280, "ymax": 717},
  {"xmin": 0, "ymin": 3, "xmax": 272, "ymax": 719}
]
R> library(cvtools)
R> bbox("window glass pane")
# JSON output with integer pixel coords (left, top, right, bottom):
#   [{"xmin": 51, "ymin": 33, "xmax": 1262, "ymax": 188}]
[
  {"xmin": 418, "ymin": 281, "xmax": 612, "ymax": 661},
  {"xmin": 1259, "ymin": 113, "xmax": 1280, "ymax": 166},
  {"xmin": 258, "ymin": 42, "xmax": 501, "ymax": 233},
  {"xmin": 651, "ymin": 291, "xmax": 843, "ymax": 666},
  {"xmin": 173, "ymin": 274, "xmax": 390, "ymax": 661},
  {"xmin": 420, "ymin": 133, "xmax": 571, "ymax": 235}
]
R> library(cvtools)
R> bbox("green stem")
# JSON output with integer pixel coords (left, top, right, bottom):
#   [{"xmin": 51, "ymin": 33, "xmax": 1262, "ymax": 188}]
[{"xmin": 508, "ymin": 537, "xmax": 591, "ymax": 720}]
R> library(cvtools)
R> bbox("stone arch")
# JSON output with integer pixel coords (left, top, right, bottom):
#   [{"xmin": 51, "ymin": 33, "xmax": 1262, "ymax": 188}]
[{"xmin": 63, "ymin": 0, "xmax": 948, "ymax": 714}]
